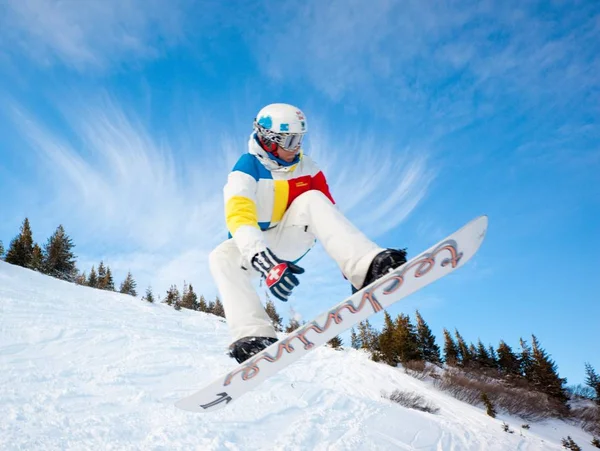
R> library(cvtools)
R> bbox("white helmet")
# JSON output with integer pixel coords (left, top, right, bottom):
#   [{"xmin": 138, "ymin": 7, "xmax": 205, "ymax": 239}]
[{"xmin": 254, "ymin": 103, "xmax": 307, "ymax": 152}]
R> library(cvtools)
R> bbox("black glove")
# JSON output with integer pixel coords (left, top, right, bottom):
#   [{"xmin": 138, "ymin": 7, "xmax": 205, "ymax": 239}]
[{"xmin": 251, "ymin": 248, "xmax": 305, "ymax": 302}]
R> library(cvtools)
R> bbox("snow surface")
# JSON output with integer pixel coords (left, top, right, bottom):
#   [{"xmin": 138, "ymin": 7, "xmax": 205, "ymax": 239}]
[{"xmin": 1, "ymin": 261, "xmax": 595, "ymax": 450}]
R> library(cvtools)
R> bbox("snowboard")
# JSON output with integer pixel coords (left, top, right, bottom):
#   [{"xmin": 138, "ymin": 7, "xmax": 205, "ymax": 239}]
[{"xmin": 175, "ymin": 215, "xmax": 488, "ymax": 413}]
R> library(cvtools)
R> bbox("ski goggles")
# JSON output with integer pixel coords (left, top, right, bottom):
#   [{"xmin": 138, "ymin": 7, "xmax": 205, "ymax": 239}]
[
  {"xmin": 255, "ymin": 122, "xmax": 305, "ymax": 152},
  {"xmin": 273, "ymin": 132, "xmax": 304, "ymax": 152}
]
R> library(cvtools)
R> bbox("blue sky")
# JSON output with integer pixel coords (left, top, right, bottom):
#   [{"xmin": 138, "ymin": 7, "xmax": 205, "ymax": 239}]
[{"xmin": 0, "ymin": 0, "xmax": 598, "ymax": 385}]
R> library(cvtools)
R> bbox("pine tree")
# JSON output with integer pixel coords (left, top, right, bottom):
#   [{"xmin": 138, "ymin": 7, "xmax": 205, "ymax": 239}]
[
  {"xmin": 395, "ymin": 314, "xmax": 421, "ymax": 364},
  {"xmin": 207, "ymin": 299, "xmax": 216, "ymax": 314},
  {"xmin": 180, "ymin": 282, "xmax": 189, "ymax": 308},
  {"xmin": 584, "ymin": 363, "xmax": 600, "ymax": 405},
  {"xmin": 472, "ymin": 340, "xmax": 486, "ymax": 369},
  {"xmin": 197, "ymin": 294, "xmax": 208, "ymax": 312},
  {"xmin": 455, "ymin": 329, "xmax": 472, "ymax": 368},
  {"xmin": 265, "ymin": 299, "xmax": 283, "ymax": 331},
  {"xmin": 97, "ymin": 261, "xmax": 107, "ymax": 288},
  {"xmin": 143, "ymin": 286, "xmax": 155, "ymax": 303},
  {"xmin": 561, "ymin": 436, "xmax": 581, "ymax": 451},
  {"xmin": 350, "ymin": 327, "xmax": 360, "ymax": 349},
  {"xmin": 468, "ymin": 343, "xmax": 478, "ymax": 366},
  {"xmin": 443, "ymin": 328, "xmax": 459, "ymax": 366},
  {"xmin": 188, "ymin": 285, "xmax": 200, "ymax": 310},
  {"xmin": 30, "ymin": 243, "xmax": 44, "ymax": 272},
  {"xmin": 41, "ymin": 225, "xmax": 77, "ymax": 280},
  {"xmin": 327, "ymin": 336, "xmax": 343, "ymax": 350},
  {"xmin": 212, "ymin": 297, "xmax": 225, "ymax": 318},
  {"xmin": 530, "ymin": 335, "xmax": 568, "ymax": 404},
  {"xmin": 88, "ymin": 266, "xmax": 98, "ymax": 288},
  {"xmin": 357, "ymin": 320, "xmax": 379, "ymax": 354},
  {"xmin": 75, "ymin": 271, "xmax": 87, "ymax": 285},
  {"xmin": 0, "ymin": 239, "xmax": 4, "ymax": 258},
  {"xmin": 180, "ymin": 283, "xmax": 198, "ymax": 310},
  {"xmin": 415, "ymin": 310, "xmax": 441, "ymax": 364},
  {"xmin": 102, "ymin": 267, "xmax": 115, "ymax": 291},
  {"xmin": 378, "ymin": 311, "xmax": 401, "ymax": 366},
  {"xmin": 481, "ymin": 392, "xmax": 496, "ymax": 418},
  {"xmin": 497, "ymin": 340, "xmax": 521, "ymax": 379},
  {"xmin": 285, "ymin": 317, "xmax": 301, "ymax": 333},
  {"xmin": 488, "ymin": 345, "xmax": 499, "ymax": 368},
  {"xmin": 475, "ymin": 340, "xmax": 496, "ymax": 369},
  {"xmin": 164, "ymin": 285, "xmax": 181, "ymax": 307},
  {"xmin": 119, "ymin": 271, "xmax": 137, "ymax": 296},
  {"xmin": 5, "ymin": 218, "xmax": 35, "ymax": 268},
  {"xmin": 519, "ymin": 338, "xmax": 535, "ymax": 382}
]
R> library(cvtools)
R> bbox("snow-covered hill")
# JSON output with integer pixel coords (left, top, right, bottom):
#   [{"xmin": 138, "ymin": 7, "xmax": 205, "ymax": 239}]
[{"xmin": 0, "ymin": 261, "xmax": 595, "ymax": 450}]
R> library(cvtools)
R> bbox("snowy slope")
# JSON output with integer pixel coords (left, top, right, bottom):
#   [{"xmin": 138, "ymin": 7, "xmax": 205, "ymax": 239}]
[{"xmin": 0, "ymin": 261, "xmax": 595, "ymax": 451}]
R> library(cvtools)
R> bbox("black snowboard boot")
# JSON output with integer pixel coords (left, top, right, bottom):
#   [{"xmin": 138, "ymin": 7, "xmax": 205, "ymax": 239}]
[
  {"xmin": 228, "ymin": 336, "xmax": 279, "ymax": 364},
  {"xmin": 359, "ymin": 248, "xmax": 408, "ymax": 291}
]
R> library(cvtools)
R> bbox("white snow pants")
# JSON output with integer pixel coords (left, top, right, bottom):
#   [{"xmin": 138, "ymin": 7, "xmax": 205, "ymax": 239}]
[{"xmin": 209, "ymin": 190, "xmax": 383, "ymax": 343}]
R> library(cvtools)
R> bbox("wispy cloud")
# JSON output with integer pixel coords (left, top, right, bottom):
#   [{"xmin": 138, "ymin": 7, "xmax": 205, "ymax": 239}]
[
  {"xmin": 245, "ymin": 0, "xmax": 600, "ymax": 126},
  {"xmin": 308, "ymin": 128, "xmax": 436, "ymax": 238},
  {"xmin": 10, "ymin": 94, "xmax": 228, "ymax": 293},
  {"xmin": 0, "ymin": 0, "xmax": 193, "ymax": 70}
]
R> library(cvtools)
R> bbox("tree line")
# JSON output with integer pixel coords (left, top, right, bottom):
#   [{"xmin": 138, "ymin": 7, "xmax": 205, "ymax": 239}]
[
  {"xmin": 158, "ymin": 282, "xmax": 226, "ymax": 318},
  {"xmin": 0, "ymin": 218, "xmax": 223, "ymax": 314},
  {"xmin": 0, "ymin": 218, "xmax": 141, "ymax": 295},
  {"xmin": 253, "ymin": 293, "xmax": 599, "ymax": 409},
  {"xmin": 1, "ymin": 218, "xmax": 78, "ymax": 281},
  {"xmin": 348, "ymin": 310, "xmax": 600, "ymax": 411}
]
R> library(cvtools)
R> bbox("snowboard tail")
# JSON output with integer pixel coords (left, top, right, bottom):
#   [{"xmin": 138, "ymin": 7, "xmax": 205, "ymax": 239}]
[{"xmin": 175, "ymin": 215, "xmax": 488, "ymax": 413}]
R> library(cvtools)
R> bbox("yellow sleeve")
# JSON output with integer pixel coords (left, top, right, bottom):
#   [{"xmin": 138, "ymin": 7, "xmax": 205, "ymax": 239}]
[{"xmin": 223, "ymin": 169, "xmax": 267, "ymax": 263}]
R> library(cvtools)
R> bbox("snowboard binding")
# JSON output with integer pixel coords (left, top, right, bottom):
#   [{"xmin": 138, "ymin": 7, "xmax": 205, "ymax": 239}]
[
  {"xmin": 357, "ymin": 248, "xmax": 408, "ymax": 292},
  {"xmin": 228, "ymin": 336, "xmax": 279, "ymax": 364}
]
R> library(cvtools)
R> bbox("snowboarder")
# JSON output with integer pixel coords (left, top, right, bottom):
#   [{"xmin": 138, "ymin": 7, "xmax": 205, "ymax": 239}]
[{"xmin": 209, "ymin": 103, "xmax": 407, "ymax": 364}]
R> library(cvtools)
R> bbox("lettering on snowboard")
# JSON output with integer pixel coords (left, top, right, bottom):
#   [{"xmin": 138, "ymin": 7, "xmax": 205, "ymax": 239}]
[
  {"xmin": 223, "ymin": 239, "xmax": 463, "ymax": 387},
  {"xmin": 200, "ymin": 392, "xmax": 232, "ymax": 409}
]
